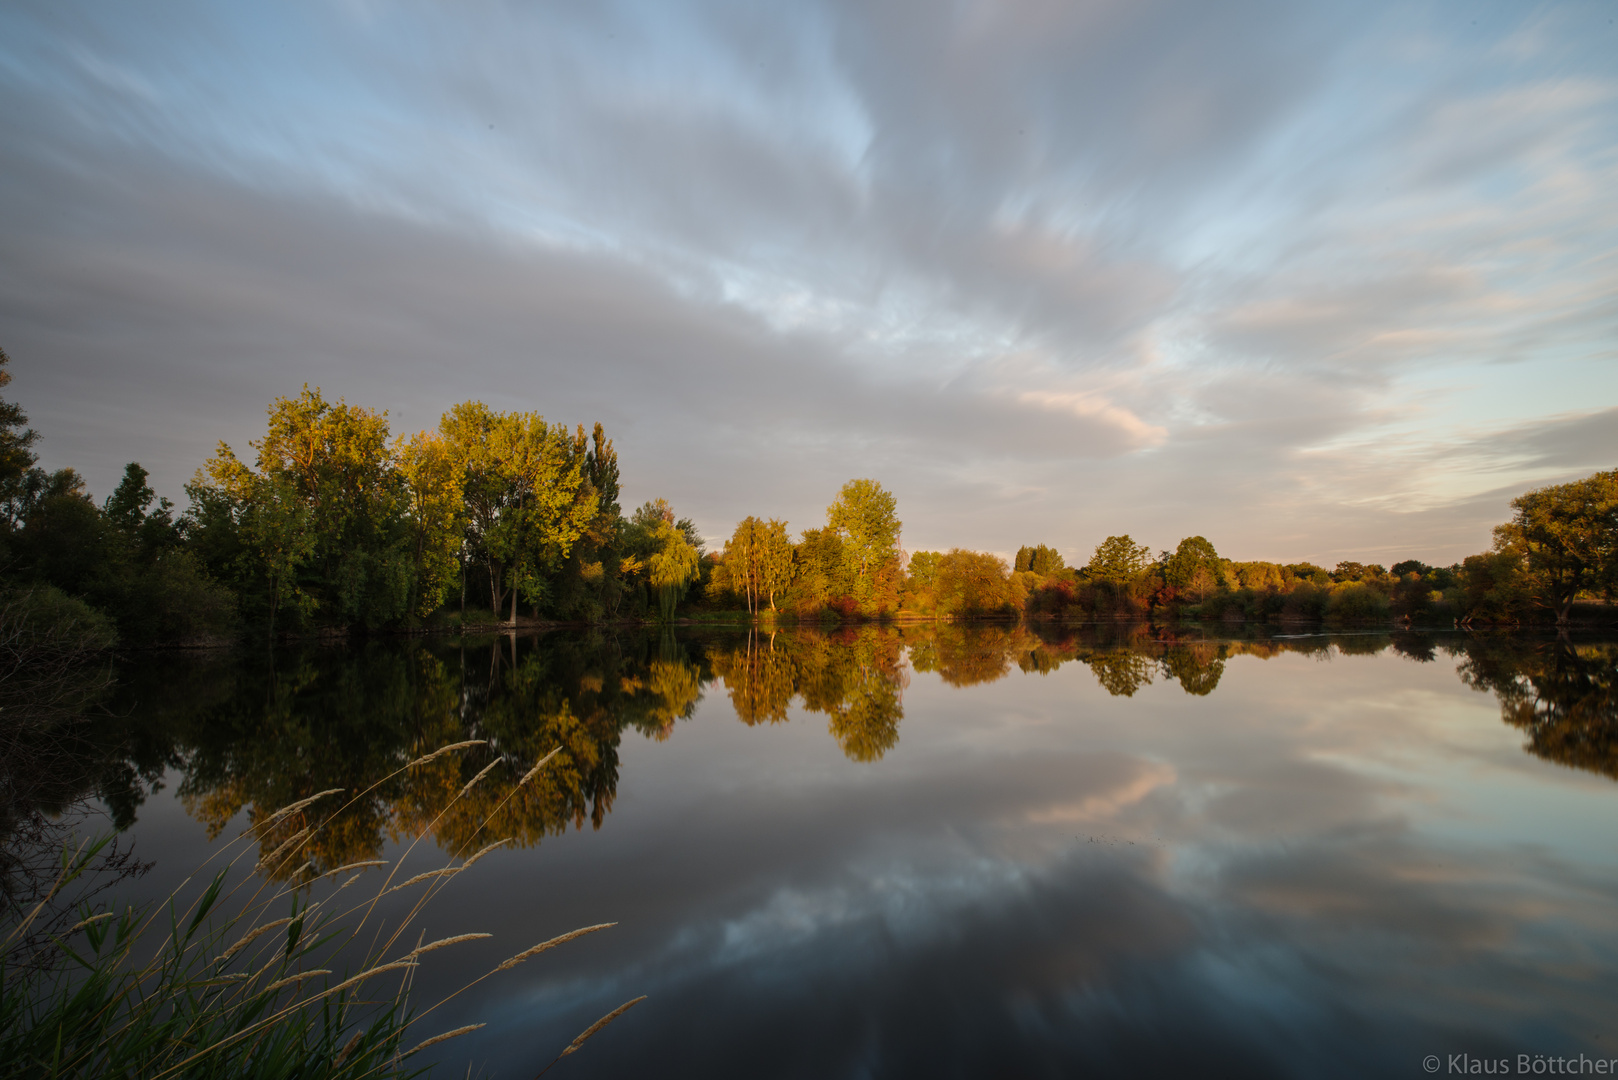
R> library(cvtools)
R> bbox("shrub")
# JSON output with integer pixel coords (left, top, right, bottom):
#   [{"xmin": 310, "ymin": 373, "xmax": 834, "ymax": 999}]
[
  {"xmin": 1280, "ymin": 582, "xmax": 1328, "ymax": 621},
  {"xmin": 1326, "ymin": 582, "xmax": 1391, "ymax": 624},
  {"xmin": 1, "ymin": 585, "xmax": 117, "ymax": 653}
]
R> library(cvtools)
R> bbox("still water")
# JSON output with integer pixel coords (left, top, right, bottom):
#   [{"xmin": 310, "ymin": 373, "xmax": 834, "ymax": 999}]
[{"xmin": 96, "ymin": 626, "xmax": 1618, "ymax": 1078}]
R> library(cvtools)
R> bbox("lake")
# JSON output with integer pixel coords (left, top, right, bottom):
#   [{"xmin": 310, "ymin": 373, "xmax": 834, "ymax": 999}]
[{"xmin": 69, "ymin": 626, "xmax": 1618, "ymax": 1076}]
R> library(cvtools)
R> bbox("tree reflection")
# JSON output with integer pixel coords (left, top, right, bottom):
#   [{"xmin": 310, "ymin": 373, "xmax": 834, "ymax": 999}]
[
  {"xmin": 117, "ymin": 633, "xmax": 712, "ymax": 880},
  {"xmin": 1457, "ymin": 637, "xmax": 1618, "ymax": 780},
  {"xmin": 1162, "ymin": 642, "xmax": 1226, "ymax": 696},
  {"xmin": 710, "ymin": 627, "xmax": 907, "ymax": 761},
  {"xmin": 34, "ymin": 627, "xmax": 1618, "ymax": 878},
  {"xmin": 911, "ymin": 624, "xmax": 1017, "ymax": 687}
]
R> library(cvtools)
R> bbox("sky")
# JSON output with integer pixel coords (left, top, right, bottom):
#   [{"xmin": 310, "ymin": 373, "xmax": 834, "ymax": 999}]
[{"xmin": 1, "ymin": 0, "xmax": 1614, "ymax": 567}]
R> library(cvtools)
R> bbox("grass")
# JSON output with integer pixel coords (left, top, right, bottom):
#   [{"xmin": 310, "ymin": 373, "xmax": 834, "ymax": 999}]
[{"xmin": 0, "ymin": 740, "xmax": 642, "ymax": 1078}]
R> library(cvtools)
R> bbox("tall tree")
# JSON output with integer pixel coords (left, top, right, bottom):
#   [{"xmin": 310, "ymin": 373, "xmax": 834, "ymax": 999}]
[
  {"xmin": 826, "ymin": 479, "xmax": 901, "ymax": 609},
  {"xmin": 0, "ymin": 345, "xmax": 39, "ymax": 531},
  {"xmin": 633, "ymin": 500, "xmax": 701, "ymax": 621},
  {"xmin": 439, "ymin": 403, "xmax": 596, "ymax": 623},
  {"xmin": 1086, "ymin": 535, "xmax": 1152, "ymax": 584},
  {"xmin": 1495, "ymin": 469, "xmax": 1618, "ymax": 624},
  {"xmin": 193, "ymin": 445, "xmax": 317, "ymax": 635},
  {"xmin": 726, "ymin": 516, "xmax": 765, "ymax": 615},
  {"xmin": 396, "ymin": 430, "xmax": 465, "ymax": 618},
  {"xmin": 759, "ymin": 518, "xmax": 793, "ymax": 612},
  {"xmin": 1164, "ymin": 536, "xmax": 1225, "ymax": 599},
  {"xmin": 193, "ymin": 386, "xmax": 409, "ymax": 629}
]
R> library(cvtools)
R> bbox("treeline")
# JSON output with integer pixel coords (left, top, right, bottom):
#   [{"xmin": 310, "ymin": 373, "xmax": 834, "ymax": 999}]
[
  {"xmin": 0, "ymin": 353, "xmax": 714, "ymax": 644},
  {"xmin": 2, "ymin": 345, "xmax": 1612, "ymax": 645},
  {"xmin": 707, "ymin": 472, "xmax": 1617, "ymax": 627}
]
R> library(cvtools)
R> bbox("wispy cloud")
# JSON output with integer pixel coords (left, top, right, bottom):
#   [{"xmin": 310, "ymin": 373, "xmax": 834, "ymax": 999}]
[{"xmin": 0, "ymin": 0, "xmax": 1612, "ymax": 560}]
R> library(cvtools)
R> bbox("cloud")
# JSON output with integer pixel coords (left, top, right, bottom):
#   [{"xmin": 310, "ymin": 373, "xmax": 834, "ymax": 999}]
[{"xmin": 0, "ymin": 0, "xmax": 1613, "ymax": 561}]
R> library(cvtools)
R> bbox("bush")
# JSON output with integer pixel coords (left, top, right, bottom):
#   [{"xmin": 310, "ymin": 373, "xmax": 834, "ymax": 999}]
[
  {"xmin": 113, "ymin": 551, "xmax": 240, "ymax": 646},
  {"xmin": 1280, "ymin": 582, "xmax": 1328, "ymax": 621},
  {"xmin": 1, "ymin": 586, "xmax": 117, "ymax": 654},
  {"xmin": 1326, "ymin": 582, "xmax": 1391, "ymax": 624}
]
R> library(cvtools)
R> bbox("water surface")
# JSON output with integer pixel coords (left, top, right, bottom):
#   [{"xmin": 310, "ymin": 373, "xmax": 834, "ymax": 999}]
[{"xmin": 83, "ymin": 627, "xmax": 1618, "ymax": 1077}]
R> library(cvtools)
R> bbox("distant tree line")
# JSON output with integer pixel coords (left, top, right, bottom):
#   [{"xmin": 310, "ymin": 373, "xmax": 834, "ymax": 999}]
[
  {"xmin": 708, "ymin": 474, "xmax": 1618, "ymax": 627},
  {"xmin": 0, "ymin": 344, "xmax": 1612, "ymax": 646}
]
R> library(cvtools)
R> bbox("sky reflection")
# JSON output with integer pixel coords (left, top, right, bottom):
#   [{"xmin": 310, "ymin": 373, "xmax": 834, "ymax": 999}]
[{"xmin": 89, "ymin": 628, "xmax": 1618, "ymax": 1077}]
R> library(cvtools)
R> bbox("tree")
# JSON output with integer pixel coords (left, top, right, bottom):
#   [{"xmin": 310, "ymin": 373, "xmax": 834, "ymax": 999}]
[
  {"xmin": 725, "ymin": 516, "xmax": 765, "ymax": 615},
  {"xmin": 934, "ymin": 549, "xmax": 1016, "ymax": 618},
  {"xmin": 906, "ymin": 551, "xmax": 941, "ymax": 588},
  {"xmin": 550, "ymin": 422, "xmax": 627, "ymax": 621},
  {"xmin": 1015, "ymin": 544, "xmax": 1065, "ymax": 575},
  {"xmin": 1086, "ymin": 535, "xmax": 1151, "ymax": 584},
  {"xmin": 790, "ymin": 527, "xmax": 852, "ymax": 614},
  {"xmin": 637, "ymin": 502, "xmax": 701, "ymax": 621},
  {"xmin": 396, "ymin": 430, "xmax": 465, "ymax": 618},
  {"xmin": 1164, "ymin": 536, "xmax": 1225, "ymax": 600},
  {"xmin": 724, "ymin": 517, "xmax": 795, "ymax": 615},
  {"xmin": 190, "ymin": 387, "xmax": 409, "ymax": 630},
  {"xmin": 759, "ymin": 519, "xmax": 793, "ymax": 611},
  {"xmin": 826, "ymin": 479, "xmax": 901, "ymax": 610},
  {"xmin": 1495, "ymin": 469, "xmax": 1618, "ymax": 624},
  {"xmin": 0, "ymin": 345, "xmax": 39, "ymax": 529},
  {"xmin": 440, "ymin": 402, "xmax": 596, "ymax": 623},
  {"xmin": 1331, "ymin": 561, "xmax": 1384, "ymax": 583},
  {"xmin": 193, "ymin": 444, "xmax": 317, "ymax": 636}
]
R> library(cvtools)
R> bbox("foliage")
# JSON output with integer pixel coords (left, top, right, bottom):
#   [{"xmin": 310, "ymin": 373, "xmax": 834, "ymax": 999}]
[
  {"xmin": 1013, "ymin": 544, "xmax": 1064, "ymax": 575},
  {"xmin": 1163, "ymin": 536, "xmax": 1225, "ymax": 600},
  {"xmin": 933, "ymin": 549, "xmax": 1017, "ymax": 619},
  {"xmin": 1085, "ymin": 535, "xmax": 1151, "ymax": 585},
  {"xmin": 0, "ymin": 347, "xmax": 39, "ymax": 532},
  {"xmin": 645, "ymin": 517, "xmax": 702, "ymax": 623},
  {"xmin": 825, "ymin": 479, "xmax": 901, "ymax": 613},
  {"xmin": 723, "ymin": 517, "xmax": 793, "ymax": 615},
  {"xmin": 1495, "ymin": 469, "xmax": 1618, "ymax": 623},
  {"xmin": 1325, "ymin": 582, "xmax": 1390, "ymax": 623}
]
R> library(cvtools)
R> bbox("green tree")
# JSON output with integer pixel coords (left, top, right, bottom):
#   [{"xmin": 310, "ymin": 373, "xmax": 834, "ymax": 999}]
[
  {"xmin": 1015, "ymin": 544, "xmax": 1065, "ymax": 575},
  {"xmin": 788, "ymin": 527, "xmax": 852, "ymax": 614},
  {"xmin": 193, "ymin": 447, "xmax": 317, "ymax": 635},
  {"xmin": 1086, "ymin": 535, "xmax": 1151, "ymax": 584},
  {"xmin": 826, "ymin": 479, "xmax": 901, "ymax": 610},
  {"xmin": 906, "ymin": 551, "xmax": 941, "ymax": 588},
  {"xmin": 396, "ymin": 430, "xmax": 465, "ymax": 618},
  {"xmin": 724, "ymin": 517, "xmax": 795, "ymax": 615},
  {"xmin": 440, "ymin": 403, "xmax": 596, "ymax": 623},
  {"xmin": 0, "ymin": 345, "xmax": 39, "ymax": 530},
  {"xmin": 190, "ymin": 387, "xmax": 407, "ymax": 631},
  {"xmin": 640, "ymin": 505, "xmax": 701, "ymax": 621},
  {"xmin": 759, "ymin": 519, "xmax": 793, "ymax": 611},
  {"xmin": 1494, "ymin": 469, "xmax": 1618, "ymax": 624},
  {"xmin": 1164, "ymin": 536, "xmax": 1225, "ymax": 599},
  {"xmin": 725, "ymin": 516, "xmax": 765, "ymax": 615},
  {"xmin": 934, "ymin": 549, "xmax": 1016, "ymax": 618}
]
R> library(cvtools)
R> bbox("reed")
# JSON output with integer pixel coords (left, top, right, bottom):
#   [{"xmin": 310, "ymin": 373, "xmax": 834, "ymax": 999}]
[{"xmin": 0, "ymin": 739, "xmax": 642, "ymax": 1078}]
